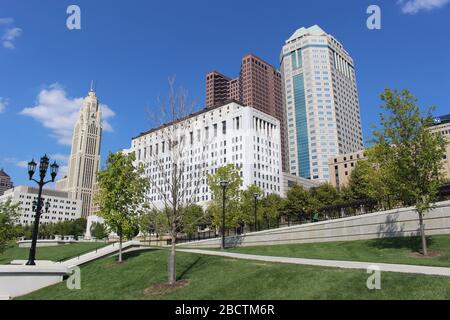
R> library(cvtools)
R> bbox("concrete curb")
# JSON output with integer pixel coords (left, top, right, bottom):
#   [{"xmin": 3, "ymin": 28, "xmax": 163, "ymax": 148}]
[{"xmin": 177, "ymin": 249, "xmax": 450, "ymax": 277}]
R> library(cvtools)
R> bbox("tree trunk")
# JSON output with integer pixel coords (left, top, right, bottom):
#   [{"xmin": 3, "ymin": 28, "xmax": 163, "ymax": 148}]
[
  {"xmin": 418, "ymin": 212, "xmax": 428, "ymax": 256},
  {"xmin": 168, "ymin": 233, "xmax": 177, "ymax": 284},
  {"xmin": 118, "ymin": 235, "xmax": 123, "ymax": 262}
]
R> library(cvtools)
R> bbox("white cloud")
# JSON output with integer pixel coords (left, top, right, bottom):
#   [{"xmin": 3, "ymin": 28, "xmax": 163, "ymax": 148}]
[
  {"xmin": 3, "ymin": 157, "xmax": 28, "ymax": 169},
  {"xmin": 398, "ymin": 0, "xmax": 450, "ymax": 14},
  {"xmin": 3, "ymin": 156, "xmax": 68, "ymax": 178},
  {"xmin": 20, "ymin": 84, "xmax": 115, "ymax": 145},
  {"xmin": 16, "ymin": 160, "xmax": 29, "ymax": 168},
  {"xmin": 0, "ymin": 97, "xmax": 7, "ymax": 113},
  {"xmin": 0, "ymin": 18, "xmax": 14, "ymax": 25},
  {"xmin": 0, "ymin": 18, "xmax": 22, "ymax": 49},
  {"xmin": 50, "ymin": 153, "xmax": 70, "ymax": 163}
]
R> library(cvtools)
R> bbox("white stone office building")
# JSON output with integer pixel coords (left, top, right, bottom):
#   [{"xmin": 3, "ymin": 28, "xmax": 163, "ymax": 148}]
[
  {"xmin": 56, "ymin": 88, "xmax": 102, "ymax": 218},
  {"xmin": 129, "ymin": 101, "xmax": 283, "ymax": 209},
  {"xmin": 280, "ymin": 25, "xmax": 363, "ymax": 182},
  {"xmin": 0, "ymin": 186, "xmax": 82, "ymax": 226}
]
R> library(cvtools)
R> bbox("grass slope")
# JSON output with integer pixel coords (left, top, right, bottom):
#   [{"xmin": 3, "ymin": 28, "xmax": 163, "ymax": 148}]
[
  {"xmin": 20, "ymin": 248, "xmax": 450, "ymax": 300},
  {"xmin": 220, "ymin": 235, "xmax": 450, "ymax": 267},
  {"xmin": 0, "ymin": 242, "xmax": 107, "ymax": 264}
]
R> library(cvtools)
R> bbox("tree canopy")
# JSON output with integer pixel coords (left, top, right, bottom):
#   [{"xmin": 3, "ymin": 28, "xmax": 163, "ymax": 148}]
[
  {"xmin": 0, "ymin": 199, "xmax": 19, "ymax": 253},
  {"xmin": 95, "ymin": 151, "xmax": 148, "ymax": 261}
]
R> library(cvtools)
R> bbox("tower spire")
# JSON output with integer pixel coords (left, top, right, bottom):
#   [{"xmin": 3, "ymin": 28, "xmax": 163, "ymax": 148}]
[{"xmin": 90, "ymin": 80, "xmax": 95, "ymax": 92}]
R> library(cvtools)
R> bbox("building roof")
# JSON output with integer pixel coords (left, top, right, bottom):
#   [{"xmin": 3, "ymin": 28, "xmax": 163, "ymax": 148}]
[
  {"xmin": 241, "ymin": 53, "xmax": 279, "ymax": 71},
  {"xmin": 132, "ymin": 99, "xmax": 244, "ymax": 140},
  {"xmin": 206, "ymin": 70, "xmax": 231, "ymax": 80},
  {"xmin": 433, "ymin": 114, "xmax": 450, "ymax": 126},
  {"xmin": 6, "ymin": 185, "xmax": 70, "ymax": 198},
  {"xmin": 286, "ymin": 25, "xmax": 326, "ymax": 43},
  {"xmin": 0, "ymin": 168, "xmax": 10, "ymax": 178}
]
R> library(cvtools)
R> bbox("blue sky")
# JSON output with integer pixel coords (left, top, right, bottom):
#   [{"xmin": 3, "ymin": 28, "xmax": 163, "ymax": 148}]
[{"xmin": 0, "ymin": 0, "xmax": 449, "ymax": 186}]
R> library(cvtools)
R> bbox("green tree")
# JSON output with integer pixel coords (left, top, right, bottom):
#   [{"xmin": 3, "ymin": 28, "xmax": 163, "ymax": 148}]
[
  {"xmin": 309, "ymin": 183, "xmax": 341, "ymax": 207},
  {"xmin": 95, "ymin": 151, "xmax": 149, "ymax": 262},
  {"xmin": 151, "ymin": 208, "xmax": 170, "ymax": 236},
  {"xmin": 0, "ymin": 199, "xmax": 19, "ymax": 253},
  {"xmin": 372, "ymin": 88, "xmax": 448, "ymax": 255},
  {"xmin": 207, "ymin": 164, "xmax": 243, "ymax": 229},
  {"xmin": 240, "ymin": 185, "xmax": 263, "ymax": 230},
  {"xmin": 284, "ymin": 184, "xmax": 311, "ymax": 221},
  {"xmin": 138, "ymin": 209, "xmax": 153, "ymax": 243},
  {"xmin": 261, "ymin": 193, "xmax": 285, "ymax": 229},
  {"xmin": 346, "ymin": 158, "xmax": 380, "ymax": 202},
  {"xmin": 182, "ymin": 204, "xmax": 204, "ymax": 236},
  {"xmin": 90, "ymin": 222, "xmax": 108, "ymax": 240},
  {"xmin": 70, "ymin": 218, "xmax": 87, "ymax": 238}
]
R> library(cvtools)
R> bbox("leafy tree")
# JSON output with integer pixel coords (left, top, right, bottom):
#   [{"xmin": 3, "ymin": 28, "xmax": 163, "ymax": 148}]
[
  {"xmin": 70, "ymin": 218, "xmax": 87, "ymax": 237},
  {"xmin": 207, "ymin": 164, "xmax": 243, "ymax": 229},
  {"xmin": 240, "ymin": 185, "xmax": 263, "ymax": 230},
  {"xmin": 0, "ymin": 199, "xmax": 19, "ymax": 253},
  {"xmin": 309, "ymin": 183, "xmax": 341, "ymax": 207},
  {"xmin": 372, "ymin": 88, "xmax": 448, "ymax": 255},
  {"xmin": 182, "ymin": 204, "xmax": 204, "ymax": 236},
  {"xmin": 346, "ymin": 158, "xmax": 381, "ymax": 202},
  {"xmin": 138, "ymin": 209, "xmax": 153, "ymax": 242},
  {"xmin": 151, "ymin": 208, "xmax": 170, "ymax": 236},
  {"xmin": 284, "ymin": 184, "xmax": 311, "ymax": 221},
  {"xmin": 261, "ymin": 193, "xmax": 285, "ymax": 229},
  {"xmin": 95, "ymin": 151, "xmax": 149, "ymax": 262},
  {"xmin": 90, "ymin": 222, "xmax": 108, "ymax": 240}
]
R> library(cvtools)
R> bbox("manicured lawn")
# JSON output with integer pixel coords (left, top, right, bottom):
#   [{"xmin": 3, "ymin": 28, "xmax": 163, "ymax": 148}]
[
  {"xmin": 20, "ymin": 248, "xmax": 450, "ymax": 300},
  {"xmin": 219, "ymin": 235, "xmax": 450, "ymax": 267},
  {"xmin": 0, "ymin": 242, "xmax": 107, "ymax": 264}
]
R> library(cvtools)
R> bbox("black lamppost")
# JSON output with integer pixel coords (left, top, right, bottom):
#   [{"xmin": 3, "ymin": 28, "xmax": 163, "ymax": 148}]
[
  {"xmin": 26, "ymin": 155, "xmax": 59, "ymax": 265},
  {"xmin": 220, "ymin": 180, "xmax": 229, "ymax": 250},
  {"xmin": 252, "ymin": 192, "xmax": 259, "ymax": 232}
]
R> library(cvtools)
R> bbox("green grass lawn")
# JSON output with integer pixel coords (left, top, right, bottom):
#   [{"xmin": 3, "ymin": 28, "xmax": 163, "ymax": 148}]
[
  {"xmin": 216, "ymin": 235, "xmax": 450, "ymax": 267},
  {"xmin": 0, "ymin": 242, "xmax": 107, "ymax": 264},
  {"xmin": 20, "ymin": 248, "xmax": 450, "ymax": 300}
]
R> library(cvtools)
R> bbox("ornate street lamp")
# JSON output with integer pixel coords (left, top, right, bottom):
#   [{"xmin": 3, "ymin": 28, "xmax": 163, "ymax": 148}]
[
  {"xmin": 252, "ymin": 192, "xmax": 259, "ymax": 232},
  {"xmin": 26, "ymin": 154, "xmax": 59, "ymax": 265},
  {"xmin": 219, "ymin": 180, "xmax": 229, "ymax": 250}
]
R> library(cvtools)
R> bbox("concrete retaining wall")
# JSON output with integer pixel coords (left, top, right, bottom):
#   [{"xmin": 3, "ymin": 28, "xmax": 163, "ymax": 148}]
[
  {"xmin": 0, "ymin": 265, "xmax": 69, "ymax": 299},
  {"xmin": 17, "ymin": 240, "xmax": 78, "ymax": 248},
  {"xmin": 179, "ymin": 200, "xmax": 450, "ymax": 249},
  {"xmin": 0, "ymin": 240, "xmax": 143, "ymax": 299}
]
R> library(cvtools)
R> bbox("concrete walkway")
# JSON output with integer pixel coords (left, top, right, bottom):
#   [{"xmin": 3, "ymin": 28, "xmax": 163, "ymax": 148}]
[
  {"xmin": 177, "ymin": 249, "xmax": 450, "ymax": 277},
  {"xmin": 62, "ymin": 240, "xmax": 142, "ymax": 267}
]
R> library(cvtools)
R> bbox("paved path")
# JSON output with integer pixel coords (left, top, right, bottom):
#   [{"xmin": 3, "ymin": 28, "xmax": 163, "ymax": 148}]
[
  {"xmin": 62, "ymin": 240, "xmax": 143, "ymax": 268},
  {"xmin": 177, "ymin": 249, "xmax": 450, "ymax": 277}
]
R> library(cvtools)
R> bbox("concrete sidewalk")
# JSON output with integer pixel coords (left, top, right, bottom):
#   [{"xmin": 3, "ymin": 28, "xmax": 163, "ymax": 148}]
[
  {"xmin": 177, "ymin": 249, "xmax": 450, "ymax": 277},
  {"xmin": 62, "ymin": 240, "xmax": 142, "ymax": 267}
]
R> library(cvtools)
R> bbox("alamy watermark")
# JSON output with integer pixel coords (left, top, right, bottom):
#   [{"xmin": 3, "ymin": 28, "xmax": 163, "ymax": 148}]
[
  {"xmin": 66, "ymin": 5, "xmax": 81, "ymax": 30},
  {"xmin": 366, "ymin": 265, "xmax": 381, "ymax": 290},
  {"xmin": 367, "ymin": 5, "xmax": 381, "ymax": 30},
  {"xmin": 66, "ymin": 266, "xmax": 81, "ymax": 290}
]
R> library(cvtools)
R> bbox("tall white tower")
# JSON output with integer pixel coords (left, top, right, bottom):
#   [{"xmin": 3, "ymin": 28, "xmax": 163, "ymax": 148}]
[
  {"xmin": 66, "ymin": 86, "xmax": 102, "ymax": 217},
  {"xmin": 280, "ymin": 25, "xmax": 363, "ymax": 182}
]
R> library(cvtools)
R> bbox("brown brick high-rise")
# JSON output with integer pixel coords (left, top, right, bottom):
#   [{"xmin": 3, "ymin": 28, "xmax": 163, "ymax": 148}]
[
  {"xmin": 0, "ymin": 168, "xmax": 13, "ymax": 196},
  {"xmin": 206, "ymin": 54, "xmax": 288, "ymax": 172}
]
